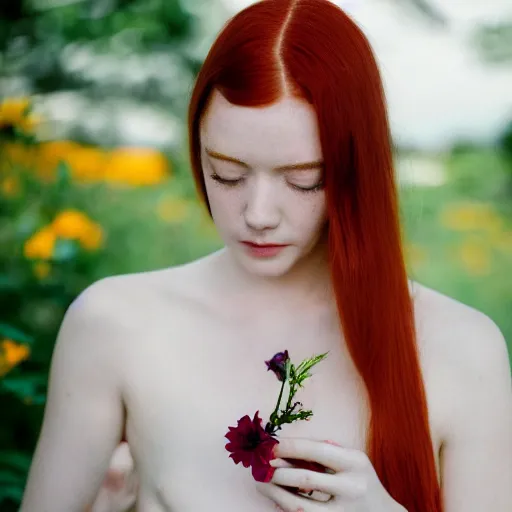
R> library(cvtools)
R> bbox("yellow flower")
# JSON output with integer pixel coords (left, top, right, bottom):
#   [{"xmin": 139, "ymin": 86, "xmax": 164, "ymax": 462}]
[
  {"xmin": 0, "ymin": 339, "xmax": 30, "ymax": 377},
  {"xmin": 58, "ymin": 144, "xmax": 106, "ymax": 182},
  {"xmin": 455, "ymin": 237, "xmax": 492, "ymax": 276},
  {"xmin": 0, "ymin": 97, "xmax": 40, "ymax": 134},
  {"xmin": 52, "ymin": 210, "xmax": 91, "ymax": 239},
  {"xmin": 33, "ymin": 261, "xmax": 51, "ymax": 279},
  {"xmin": 36, "ymin": 140, "xmax": 81, "ymax": 180},
  {"xmin": 24, "ymin": 226, "xmax": 57, "ymax": 260},
  {"xmin": 440, "ymin": 202, "xmax": 503, "ymax": 235},
  {"xmin": 6, "ymin": 139, "xmax": 170, "ymax": 186},
  {"xmin": 79, "ymin": 223, "xmax": 104, "ymax": 250},
  {"xmin": 104, "ymin": 147, "xmax": 170, "ymax": 186},
  {"xmin": 51, "ymin": 209, "xmax": 104, "ymax": 251},
  {"xmin": 157, "ymin": 196, "xmax": 191, "ymax": 224},
  {"xmin": 1, "ymin": 175, "xmax": 20, "ymax": 196}
]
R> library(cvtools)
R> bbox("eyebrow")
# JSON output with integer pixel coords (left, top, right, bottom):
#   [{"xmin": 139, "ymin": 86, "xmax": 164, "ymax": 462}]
[{"xmin": 205, "ymin": 147, "xmax": 324, "ymax": 171}]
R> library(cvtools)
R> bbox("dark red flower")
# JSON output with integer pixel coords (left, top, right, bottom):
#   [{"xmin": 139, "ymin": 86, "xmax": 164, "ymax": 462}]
[
  {"xmin": 265, "ymin": 350, "xmax": 289, "ymax": 381},
  {"xmin": 225, "ymin": 410, "xmax": 279, "ymax": 482}
]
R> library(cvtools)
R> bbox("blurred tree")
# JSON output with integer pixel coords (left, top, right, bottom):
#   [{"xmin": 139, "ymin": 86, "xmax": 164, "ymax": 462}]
[
  {"xmin": 0, "ymin": 0, "xmax": 202, "ymax": 93},
  {"xmin": 0, "ymin": 0, "xmax": 220, "ymax": 148},
  {"xmin": 471, "ymin": 21, "xmax": 512, "ymax": 65},
  {"xmin": 390, "ymin": 0, "xmax": 448, "ymax": 27},
  {"xmin": 497, "ymin": 120, "xmax": 512, "ymax": 194},
  {"xmin": 393, "ymin": 0, "xmax": 512, "ymax": 64}
]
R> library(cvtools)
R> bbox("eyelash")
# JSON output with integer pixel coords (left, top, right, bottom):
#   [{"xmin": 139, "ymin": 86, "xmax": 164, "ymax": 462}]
[{"xmin": 209, "ymin": 173, "xmax": 324, "ymax": 193}]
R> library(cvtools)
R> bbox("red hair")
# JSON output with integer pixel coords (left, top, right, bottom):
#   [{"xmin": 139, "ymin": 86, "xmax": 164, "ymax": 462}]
[{"xmin": 187, "ymin": 1, "xmax": 442, "ymax": 511}]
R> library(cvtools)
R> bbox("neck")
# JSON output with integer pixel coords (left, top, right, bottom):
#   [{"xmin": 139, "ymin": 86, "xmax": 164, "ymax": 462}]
[{"xmin": 214, "ymin": 237, "xmax": 334, "ymax": 310}]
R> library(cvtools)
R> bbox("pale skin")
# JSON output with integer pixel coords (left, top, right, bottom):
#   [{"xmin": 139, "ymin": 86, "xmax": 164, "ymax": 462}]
[{"xmin": 20, "ymin": 90, "xmax": 512, "ymax": 512}]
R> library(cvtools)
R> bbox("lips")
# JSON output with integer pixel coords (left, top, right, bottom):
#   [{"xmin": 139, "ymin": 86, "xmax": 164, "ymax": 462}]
[
  {"xmin": 240, "ymin": 241, "xmax": 289, "ymax": 258},
  {"xmin": 241, "ymin": 242, "xmax": 287, "ymax": 248}
]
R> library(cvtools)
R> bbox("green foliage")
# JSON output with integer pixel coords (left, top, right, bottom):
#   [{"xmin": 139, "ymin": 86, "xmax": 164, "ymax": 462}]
[
  {"xmin": 401, "ymin": 150, "xmax": 512, "ymax": 366},
  {"xmin": 0, "ymin": 0, "xmax": 204, "ymax": 110},
  {"xmin": 471, "ymin": 20, "xmax": 512, "ymax": 64},
  {"xmin": 0, "ymin": 126, "xmax": 222, "ymax": 510},
  {"xmin": 0, "ymin": 1, "xmax": 215, "ymax": 508},
  {"xmin": 0, "ymin": 167, "xmax": 91, "ymax": 507},
  {"xmin": 292, "ymin": 352, "xmax": 329, "ymax": 389}
]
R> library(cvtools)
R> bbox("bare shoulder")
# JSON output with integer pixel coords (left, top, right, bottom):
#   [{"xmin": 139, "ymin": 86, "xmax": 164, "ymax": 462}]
[
  {"xmin": 410, "ymin": 281, "xmax": 512, "ymax": 448},
  {"xmin": 70, "ymin": 252, "xmax": 221, "ymax": 334},
  {"xmin": 410, "ymin": 281, "xmax": 510, "ymax": 369}
]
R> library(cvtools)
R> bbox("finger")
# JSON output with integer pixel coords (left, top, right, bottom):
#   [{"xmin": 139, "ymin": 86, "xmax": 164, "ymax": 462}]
[
  {"xmin": 270, "ymin": 457, "xmax": 296, "ymax": 469},
  {"xmin": 255, "ymin": 481, "xmax": 325, "ymax": 512},
  {"xmin": 273, "ymin": 437, "xmax": 365, "ymax": 473},
  {"xmin": 270, "ymin": 468, "xmax": 339, "ymax": 497}
]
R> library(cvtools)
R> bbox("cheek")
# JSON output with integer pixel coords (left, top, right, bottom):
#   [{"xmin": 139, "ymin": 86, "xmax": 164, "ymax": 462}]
[
  {"xmin": 204, "ymin": 181, "xmax": 242, "ymax": 225},
  {"xmin": 289, "ymin": 195, "xmax": 327, "ymax": 235}
]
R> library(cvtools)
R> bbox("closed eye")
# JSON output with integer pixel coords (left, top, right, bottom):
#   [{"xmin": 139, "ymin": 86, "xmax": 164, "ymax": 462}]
[
  {"xmin": 210, "ymin": 172, "xmax": 323, "ymax": 194},
  {"xmin": 209, "ymin": 173, "xmax": 244, "ymax": 186},
  {"xmin": 289, "ymin": 181, "xmax": 324, "ymax": 193},
  {"xmin": 285, "ymin": 170, "xmax": 324, "ymax": 192}
]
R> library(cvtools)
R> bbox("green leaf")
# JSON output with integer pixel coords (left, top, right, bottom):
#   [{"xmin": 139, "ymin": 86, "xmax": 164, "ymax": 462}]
[
  {"xmin": 295, "ymin": 352, "xmax": 329, "ymax": 377},
  {"xmin": 0, "ymin": 469, "xmax": 24, "ymax": 485},
  {"xmin": 0, "ymin": 483, "xmax": 24, "ymax": 505},
  {"xmin": 1, "ymin": 373, "xmax": 46, "ymax": 400},
  {"xmin": 285, "ymin": 359, "xmax": 291, "ymax": 382},
  {"xmin": 0, "ymin": 274, "xmax": 22, "ymax": 291},
  {"xmin": 0, "ymin": 451, "xmax": 32, "ymax": 474},
  {"xmin": 0, "ymin": 323, "xmax": 33, "ymax": 344}
]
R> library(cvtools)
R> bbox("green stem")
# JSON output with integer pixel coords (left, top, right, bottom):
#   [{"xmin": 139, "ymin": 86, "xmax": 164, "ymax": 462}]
[
  {"xmin": 269, "ymin": 360, "xmax": 292, "ymax": 425},
  {"xmin": 285, "ymin": 378, "xmax": 296, "ymax": 412}
]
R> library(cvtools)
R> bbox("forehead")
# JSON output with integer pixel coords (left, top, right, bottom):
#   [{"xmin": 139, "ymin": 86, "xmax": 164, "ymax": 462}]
[{"xmin": 199, "ymin": 90, "xmax": 323, "ymax": 166}]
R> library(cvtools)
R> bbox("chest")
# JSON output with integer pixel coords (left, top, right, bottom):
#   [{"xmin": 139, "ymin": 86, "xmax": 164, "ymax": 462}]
[{"xmin": 123, "ymin": 315, "xmax": 444, "ymax": 510}]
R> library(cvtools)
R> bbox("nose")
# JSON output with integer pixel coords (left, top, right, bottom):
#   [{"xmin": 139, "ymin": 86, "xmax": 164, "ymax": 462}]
[{"xmin": 243, "ymin": 175, "xmax": 280, "ymax": 232}]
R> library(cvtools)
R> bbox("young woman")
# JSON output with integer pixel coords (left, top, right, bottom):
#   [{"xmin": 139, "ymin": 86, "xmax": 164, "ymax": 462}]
[{"xmin": 20, "ymin": 1, "xmax": 512, "ymax": 511}]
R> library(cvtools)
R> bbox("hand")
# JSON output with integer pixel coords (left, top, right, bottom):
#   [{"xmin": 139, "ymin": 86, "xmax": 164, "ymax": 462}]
[{"xmin": 255, "ymin": 437, "xmax": 405, "ymax": 512}]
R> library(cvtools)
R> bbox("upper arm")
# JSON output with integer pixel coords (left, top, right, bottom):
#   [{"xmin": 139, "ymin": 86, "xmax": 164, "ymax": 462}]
[
  {"xmin": 440, "ymin": 312, "xmax": 512, "ymax": 512},
  {"xmin": 21, "ymin": 278, "xmax": 129, "ymax": 512}
]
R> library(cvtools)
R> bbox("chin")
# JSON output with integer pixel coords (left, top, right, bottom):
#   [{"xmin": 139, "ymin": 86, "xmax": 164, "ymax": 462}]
[{"xmin": 241, "ymin": 259, "xmax": 294, "ymax": 278}]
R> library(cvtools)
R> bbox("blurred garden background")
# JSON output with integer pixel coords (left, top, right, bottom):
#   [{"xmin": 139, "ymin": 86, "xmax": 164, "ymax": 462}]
[{"xmin": 0, "ymin": 0, "xmax": 511, "ymax": 509}]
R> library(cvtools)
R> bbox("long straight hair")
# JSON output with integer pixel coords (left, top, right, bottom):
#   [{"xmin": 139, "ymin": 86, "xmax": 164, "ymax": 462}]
[{"xmin": 187, "ymin": 1, "xmax": 442, "ymax": 511}]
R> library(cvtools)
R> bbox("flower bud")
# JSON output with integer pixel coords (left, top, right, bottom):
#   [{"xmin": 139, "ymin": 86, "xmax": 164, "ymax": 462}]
[{"xmin": 264, "ymin": 350, "xmax": 289, "ymax": 381}]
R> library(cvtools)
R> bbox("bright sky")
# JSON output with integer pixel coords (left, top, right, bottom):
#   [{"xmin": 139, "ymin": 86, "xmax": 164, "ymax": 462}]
[{"xmin": 220, "ymin": 0, "xmax": 512, "ymax": 150}]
